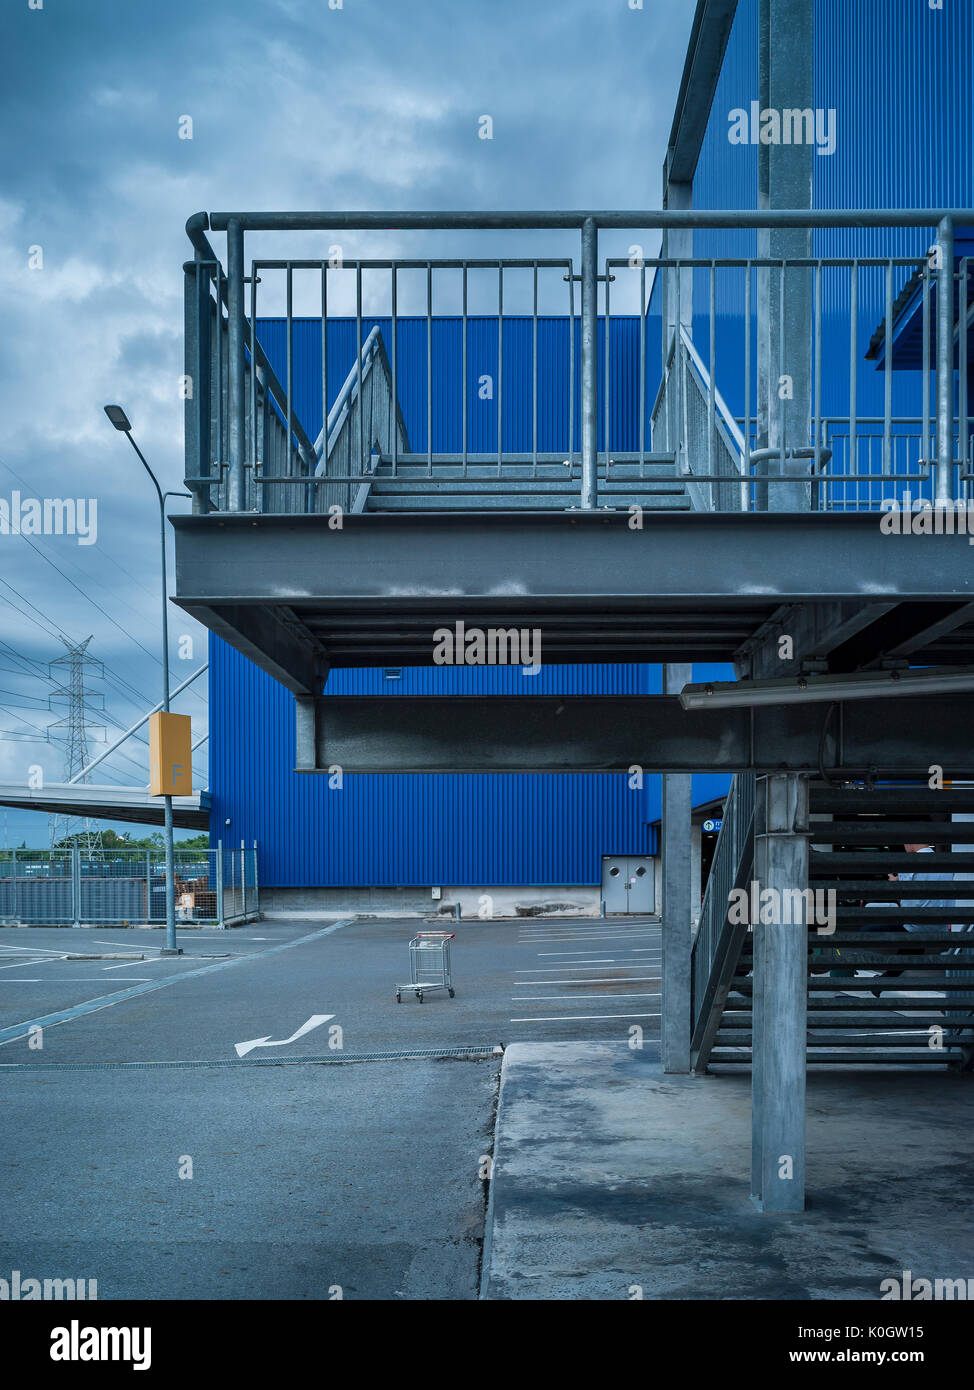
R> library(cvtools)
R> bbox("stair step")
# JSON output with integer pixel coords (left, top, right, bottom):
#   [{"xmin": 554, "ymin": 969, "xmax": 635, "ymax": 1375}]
[
  {"xmin": 811, "ymin": 822, "xmax": 974, "ymax": 842},
  {"xmin": 734, "ymin": 976, "xmax": 974, "ymax": 991},
  {"xmin": 369, "ymin": 479, "xmax": 685, "ymax": 495},
  {"xmin": 810, "ymin": 787, "xmax": 974, "ymax": 813},
  {"xmin": 802, "ymin": 881, "xmax": 974, "ymax": 898},
  {"xmin": 833, "ymin": 907, "xmax": 974, "ymax": 923},
  {"xmin": 367, "ymin": 493, "xmax": 692, "ymax": 511},
  {"xmin": 811, "ymin": 853, "xmax": 974, "ymax": 872},
  {"xmin": 708, "ymin": 1050, "xmax": 962, "ymax": 1065}
]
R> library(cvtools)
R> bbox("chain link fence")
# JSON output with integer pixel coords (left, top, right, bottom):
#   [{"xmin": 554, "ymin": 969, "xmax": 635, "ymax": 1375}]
[{"xmin": 0, "ymin": 844, "xmax": 259, "ymax": 927}]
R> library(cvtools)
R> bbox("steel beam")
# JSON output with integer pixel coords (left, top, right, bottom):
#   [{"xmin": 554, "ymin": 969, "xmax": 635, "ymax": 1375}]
[
  {"xmin": 178, "ymin": 601, "xmax": 326, "ymax": 696},
  {"xmin": 171, "ymin": 511, "xmax": 974, "ymax": 609},
  {"xmin": 298, "ymin": 693, "xmax": 974, "ymax": 775}
]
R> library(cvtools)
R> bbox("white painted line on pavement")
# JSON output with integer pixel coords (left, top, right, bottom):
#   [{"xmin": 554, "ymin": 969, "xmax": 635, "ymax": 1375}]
[
  {"xmin": 510, "ymin": 1011, "xmax": 661, "ymax": 1022},
  {"xmin": 511, "ymin": 975, "xmax": 661, "ymax": 985},
  {"xmin": 512, "ymin": 992, "xmax": 662, "ymax": 1001}
]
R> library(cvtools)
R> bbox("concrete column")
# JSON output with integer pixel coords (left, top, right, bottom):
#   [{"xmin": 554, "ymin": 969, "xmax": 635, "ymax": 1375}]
[
  {"xmin": 751, "ymin": 772, "xmax": 808, "ymax": 1212},
  {"xmin": 661, "ymin": 663, "xmax": 693, "ymax": 1073},
  {"xmin": 757, "ymin": 0, "xmax": 814, "ymax": 512}
]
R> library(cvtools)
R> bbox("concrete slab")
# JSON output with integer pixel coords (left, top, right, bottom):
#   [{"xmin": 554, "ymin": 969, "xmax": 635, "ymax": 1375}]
[{"xmin": 482, "ymin": 1041, "xmax": 974, "ymax": 1300}]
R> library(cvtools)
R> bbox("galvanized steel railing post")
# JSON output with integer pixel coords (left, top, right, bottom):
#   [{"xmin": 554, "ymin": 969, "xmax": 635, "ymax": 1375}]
[
  {"xmin": 226, "ymin": 218, "xmax": 247, "ymax": 510},
  {"xmin": 216, "ymin": 842, "xmax": 225, "ymax": 928},
  {"xmin": 936, "ymin": 216, "xmax": 955, "ymax": 504},
  {"xmin": 579, "ymin": 216, "xmax": 598, "ymax": 509},
  {"xmin": 71, "ymin": 842, "xmax": 82, "ymax": 928}
]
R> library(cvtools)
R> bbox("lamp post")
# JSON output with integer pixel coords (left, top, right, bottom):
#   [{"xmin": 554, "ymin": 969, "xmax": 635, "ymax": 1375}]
[{"xmin": 104, "ymin": 404, "xmax": 187, "ymax": 954}]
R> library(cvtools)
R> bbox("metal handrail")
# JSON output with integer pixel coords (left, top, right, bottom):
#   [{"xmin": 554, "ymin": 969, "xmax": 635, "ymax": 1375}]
[{"xmin": 690, "ymin": 772, "xmax": 755, "ymax": 1071}]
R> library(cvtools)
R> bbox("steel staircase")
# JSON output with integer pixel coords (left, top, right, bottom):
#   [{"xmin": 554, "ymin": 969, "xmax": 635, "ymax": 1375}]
[
  {"xmin": 692, "ymin": 780, "xmax": 974, "ymax": 1072},
  {"xmin": 359, "ymin": 456, "xmax": 689, "ymax": 512}
]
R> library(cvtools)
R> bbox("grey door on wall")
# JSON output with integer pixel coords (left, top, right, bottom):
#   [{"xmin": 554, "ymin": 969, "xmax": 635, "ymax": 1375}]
[{"xmin": 601, "ymin": 856, "xmax": 655, "ymax": 913}]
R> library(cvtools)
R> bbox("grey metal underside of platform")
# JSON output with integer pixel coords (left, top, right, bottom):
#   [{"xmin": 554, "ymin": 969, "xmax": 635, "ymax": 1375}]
[{"xmin": 172, "ymin": 510, "xmax": 974, "ymax": 690}]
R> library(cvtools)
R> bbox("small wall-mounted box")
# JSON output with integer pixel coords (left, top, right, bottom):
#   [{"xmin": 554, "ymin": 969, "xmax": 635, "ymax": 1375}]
[{"xmin": 431, "ymin": 885, "xmax": 442, "ymax": 900}]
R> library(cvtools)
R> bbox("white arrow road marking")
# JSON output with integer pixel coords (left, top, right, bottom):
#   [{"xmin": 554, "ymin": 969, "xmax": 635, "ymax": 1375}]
[{"xmin": 234, "ymin": 1013, "xmax": 335, "ymax": 1058}]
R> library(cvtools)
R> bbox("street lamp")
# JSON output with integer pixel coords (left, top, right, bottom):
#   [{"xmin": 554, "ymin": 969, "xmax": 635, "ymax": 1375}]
[{"xmin": 104, "ymin": 404, "xmax": 188, "ymax": 954}]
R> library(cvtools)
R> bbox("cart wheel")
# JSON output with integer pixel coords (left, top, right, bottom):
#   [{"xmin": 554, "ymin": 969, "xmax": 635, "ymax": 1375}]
[
  {"xmin": 448, "ymin": 988, "xmax": 455, "ymax": 998},
  {"xmin": 396, "ymin": 991, "xmax": 401, "ymax": 1003},
  {"xmin": 418, "ymin": 991, "xmax": 424, "ymax": 1003}
]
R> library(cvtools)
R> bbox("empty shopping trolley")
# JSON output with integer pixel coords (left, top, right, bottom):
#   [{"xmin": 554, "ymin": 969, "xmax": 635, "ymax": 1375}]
[{"xmin": 396, "ymin": 931, "xmax": 456, "ymax": 1003}]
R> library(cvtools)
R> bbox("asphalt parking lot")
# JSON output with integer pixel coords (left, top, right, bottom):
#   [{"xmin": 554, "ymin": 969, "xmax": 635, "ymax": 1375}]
[{"xmin": 0, "ymin": 914, "xmax": 659, "ymax": 1299}]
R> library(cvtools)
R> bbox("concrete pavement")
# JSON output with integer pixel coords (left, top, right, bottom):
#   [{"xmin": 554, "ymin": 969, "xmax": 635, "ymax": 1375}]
[{"xmin": 481, "ymin": 1041, "xmax": 974, "ymax": 1300}]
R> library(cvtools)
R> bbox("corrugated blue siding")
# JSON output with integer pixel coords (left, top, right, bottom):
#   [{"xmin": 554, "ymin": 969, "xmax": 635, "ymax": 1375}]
[
  {"xmin": 210, "ymin": 641, "xmax": 668, "ymax": 886},
  {"xmin": 256, "ymin": 316, "xmax": 654, "ymax": 456},
  {"xmin": 686, "ymin": 0, "xmax": 973, "ymax": 425}
]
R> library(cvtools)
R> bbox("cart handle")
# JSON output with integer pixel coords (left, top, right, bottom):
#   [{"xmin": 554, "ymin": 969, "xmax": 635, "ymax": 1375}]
[{"xmin": 416, "ymin": 931, "xmax": 455, "ymax": 939}]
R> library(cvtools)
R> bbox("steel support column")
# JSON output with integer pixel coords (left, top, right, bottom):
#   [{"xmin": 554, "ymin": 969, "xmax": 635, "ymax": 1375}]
[
  {"xmin": 661, "ymin": 663, "xmax": 693, "ymax": 1072},
  {"xmin": 751, "ymin": 772, "xmax": 808, "ymax": 1213},
  {"xmin": 757, "ymin": 0, "xmax": 814, "ymax": 512},
  {"xmin": 580, "ymin": 217, "xmax": 598, "ymax": 510},
  {"xmin": 226, "ymin": 218, "xmax": 246, "ymax": 512},
  {"xmin": 936, "ymin": 216, "xmax": 956, "ymax": 504}
]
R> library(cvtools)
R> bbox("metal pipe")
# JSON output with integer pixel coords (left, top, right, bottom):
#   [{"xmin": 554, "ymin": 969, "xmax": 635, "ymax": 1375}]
[
  {"xmin": 580, "ymin": 217, "xmax": 599, "ymax": 509},
  {"xmin": 426, "ymin": 261, "xmax": 433, "ymax": 476},
  {"xmin": 461, "ymin": 265, "xmax": 467, "ymax": 477},
  {"xmin": 849, "ymin": 261, "xmax": 857, "ymax": 486},
  {"xmin": 883, "ymin": 260, "xmax": 894, "ymax": 476},
  {"xmin": 532, "ymin": 261, "xmax": 539, "ymax": 478},
  {"xmin": 202, "ymin": 208, "xmax": 974, "ymax": 233},
  {"xmin": 936, "ymin": 216, "xmax": 955, "ymax": 503},
  {"xmin": 226, "ymin": 219, "xmax": 246, "ymax": 511},
  {"xmin": 391, "ymin": 263, "xmax": 398, "ymax": 476},
  {"xmin": 497, "ymin": 265, "xmax": 504, "ymax": 475}
]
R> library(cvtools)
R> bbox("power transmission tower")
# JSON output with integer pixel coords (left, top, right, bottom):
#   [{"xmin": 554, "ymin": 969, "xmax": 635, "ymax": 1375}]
[{"xmin": 48, "ymin": 636, "xmax": 105, "ymax": 854}]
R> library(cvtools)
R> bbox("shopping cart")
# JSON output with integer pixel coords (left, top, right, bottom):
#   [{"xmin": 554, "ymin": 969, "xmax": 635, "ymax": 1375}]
[{"xmin": 396, "ymin": 931, "xmax": 456, "ymax": 1003}]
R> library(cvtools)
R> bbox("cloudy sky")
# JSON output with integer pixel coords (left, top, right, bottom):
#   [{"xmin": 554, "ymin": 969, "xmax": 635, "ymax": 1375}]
[{"xmin": 0, "ymin": 0, "xmax": 694, "ymax": 845}]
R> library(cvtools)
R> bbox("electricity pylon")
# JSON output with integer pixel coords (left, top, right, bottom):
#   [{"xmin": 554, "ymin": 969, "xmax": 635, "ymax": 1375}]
[{"xmin": 48, "ymin": 636, "xmax": 105, "ymax": 854}]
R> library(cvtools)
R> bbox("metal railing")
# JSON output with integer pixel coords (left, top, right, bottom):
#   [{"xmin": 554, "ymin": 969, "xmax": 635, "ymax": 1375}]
[
  {"xmin": 0, "ymin": 844, "xmax": 258, "ymax": 927},
  {"xmin": 690, "ymin": 772, "xmax": 755, "ymax": 1071},
  {"xmin": 183, "ymin": 209, "xmax": 974, "ymax": 515}
]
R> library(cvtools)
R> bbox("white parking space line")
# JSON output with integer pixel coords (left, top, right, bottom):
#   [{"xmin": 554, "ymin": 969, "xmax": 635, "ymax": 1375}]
[
  {"xmin": 0, "ymin": 943, "xmax": 70, "ymax": 956},
  {"xmin": 0, "ymin": 958, "xmax": 65, "ymax": 971},
  {"xmin": 511, "ymin": 1011, "xmax": 661, "ymax": 1023},
  {"xmin": 511, "ymin": 975, "xmax": 661, "ymax": 985},
  {"xmin": 513, "ymin": 992, "xmax": 662, "ymax": 1001},
  {"xmin": 516, "ymin": 966, "xmax": 660, "ymax": 973},
  {"xmin": 0, "ymin": 978, "xmax": 152, "ymax": 983},
  {"xmin": 536, "ymin": 953, "xmax": 617, "ymax": 959}
]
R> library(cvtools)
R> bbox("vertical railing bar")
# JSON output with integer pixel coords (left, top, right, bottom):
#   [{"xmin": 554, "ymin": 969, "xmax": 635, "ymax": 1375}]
[
  {"xmin": 215, "ymin": 265, "xmax": 223, "ymax": 496},
  {"xmin": 391, "ymin": 262, "xmax": 398, "ymax": 476},
  {"xmin": 568, "ymin": 263, "xmax": 575, "ymax": 469},
  {"xmin": 883, "ymin": 259, "xmax": 894, "ymax": 477},
  {"xmin": 250, "ymin": 259, "xmax": 258, "ymax": 512},
  {"xmin": 777, "ymin": 259, "xmax": 786, "ymax": 474},
  {"xmin": 497, "ymin": 264, "xmax": 504, "ymax": 476},
  {"xmin": 604, "ymin": 257, "xmax": 611, "ymax": 479},
  {"xmin": 849, "ymin": 260, "xmax": 857, "ymax": 494},
  {"xmin": 813, "ymin": 260, "xmax": 822, "ymax": 509},
  {"xmin": 532, "ymin": 260, "xmax": 539, "ymax": 479},
  {"xmin": 355, "ymin": 262, "xmax": 364, "ymax": 510},
  {"xmin": 461, "ymin": 263, "xmax": 468, "ymax": 478},
  {"xmin": 639, "ymin": 263, "xmax": 646, "ymax": 478},
  {"xmin": 286, "ymin": 262, "xmax": 294, "ymax": 484},
  {"xmin": 708, "ymin": 259, "xmax": 716, "ymax": 505},
  {"xmin": 936, "ymin": 216, "xmax": 955, "ymax": 504},
  {"xmin": 579, "ymin": 218, "xmax": 598, "ymax": 507},
  {"xmin": 961, "ymin": 257, "xmax": 969, "ymax": 498},
  {"xmin": 321, "ymin": 262, "xmax": 328, "ymax": 482},
  {"xmin": 426, "ymin": 260, "xmax": 433, "ymax": 476},
  {"xmin": 744, "ymin": 261, "xmax": 752, "ymax": 512},
  {"xmin": 922, "ymin": 259, "xmax": 931, "ymax": 486},
  {"xmin": 674, "ymin": 256, "xmax": 682, "ymax": 474}
]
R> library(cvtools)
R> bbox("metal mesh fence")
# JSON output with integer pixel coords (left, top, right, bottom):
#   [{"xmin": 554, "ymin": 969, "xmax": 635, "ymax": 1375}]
[{"xmin": 0, "ymin": 845, "xmax": 259, "ymax": 927}]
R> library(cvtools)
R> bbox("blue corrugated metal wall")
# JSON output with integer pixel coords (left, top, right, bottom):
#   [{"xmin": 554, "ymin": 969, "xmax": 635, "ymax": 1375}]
[
  {"xmin": 256, "ymin": 315, "xmax": 654, "ymax": 455},
  {"xmin": 683, "ymin": 0, "xmax": 974, "ymax": 426}
]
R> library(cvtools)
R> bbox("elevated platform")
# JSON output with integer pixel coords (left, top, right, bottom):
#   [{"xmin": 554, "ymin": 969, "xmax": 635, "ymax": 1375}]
[{"xmin": 172, "ymin": 509, "xmax": 974, "ymax": 694}]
